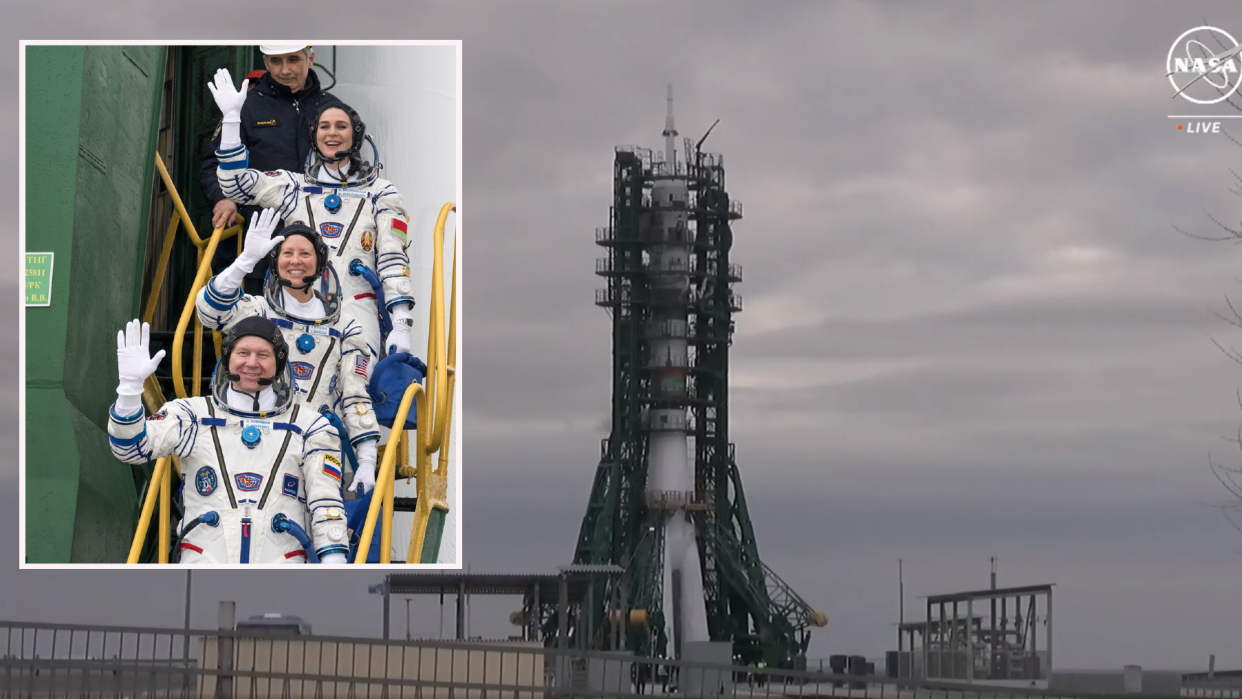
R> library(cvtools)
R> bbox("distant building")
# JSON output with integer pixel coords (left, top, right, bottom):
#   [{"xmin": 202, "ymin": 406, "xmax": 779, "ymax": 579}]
[{"xmin": 236, "ymin": 613, "xmax": 311, "ymax": 636}]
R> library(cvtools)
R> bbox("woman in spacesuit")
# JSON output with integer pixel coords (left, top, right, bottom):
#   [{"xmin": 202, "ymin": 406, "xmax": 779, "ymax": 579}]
[
  {"xmin": 196, "ymin": 208, "xmax": 382, "ymax": 496},
  {"xmin": 208, "ymin": 68, "xmax": 417, "ymax": 371},
  {"xmin": 108, "ymin": 316, "xmax": 350, "ymax": 564}
]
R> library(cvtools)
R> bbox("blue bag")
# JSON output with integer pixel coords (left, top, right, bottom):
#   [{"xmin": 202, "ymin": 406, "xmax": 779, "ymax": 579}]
[
  {"xmin": 366, "ymin": 352, "xmax": 427, "ymax": 431},
  {"xmin": 344, "ymin": 489, "xmax": 383, "ymax": 563}
]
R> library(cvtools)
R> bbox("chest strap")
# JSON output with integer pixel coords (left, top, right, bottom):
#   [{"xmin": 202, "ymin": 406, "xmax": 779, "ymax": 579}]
[
  {"xmin": 200, "ymin": 417, "xmax": 302, "ymax": 434},
  {"xmin": 271, "ymin": 318, "xmax": 341, "ymax": 337},
  {"xmin": 259, "ymin": 405, "xmax": 301, "ymax": 509},
  {"xmin": 204, "ymin": 400, "xmax": 238, "ymax": 509}
]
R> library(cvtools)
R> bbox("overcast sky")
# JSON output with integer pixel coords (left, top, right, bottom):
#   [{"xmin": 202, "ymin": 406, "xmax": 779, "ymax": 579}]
[{"xmin": 6, "ymin": 0, "xmax": 1242, "ymax": 673}]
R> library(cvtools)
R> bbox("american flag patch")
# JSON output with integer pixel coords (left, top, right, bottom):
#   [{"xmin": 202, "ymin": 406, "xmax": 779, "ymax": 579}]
[{"xmin": 354, "ymin": 354, "xmax": 368, "ymax": 378}]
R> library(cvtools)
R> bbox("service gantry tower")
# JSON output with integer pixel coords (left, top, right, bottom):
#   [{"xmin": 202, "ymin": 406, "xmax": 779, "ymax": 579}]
[{"xmin": 556, "ymin": 87, "xmax": 826, "ymax": 669}]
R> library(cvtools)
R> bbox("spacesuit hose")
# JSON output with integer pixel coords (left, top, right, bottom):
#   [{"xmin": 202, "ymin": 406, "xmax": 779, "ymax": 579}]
[
  {"xmin": 317, "ymin": 407, "xmax": 361, "ymax": 475},
  {"xmin": 271, "ymin": 513, "xmax": 321, "ymax": 563},
  {"xmin": 348, "ymin": 259, "xmax": 393, "ymax": 337},
  {"xmin": 173, "ymin": 511, "xmax": 220, "ymax": 563}
]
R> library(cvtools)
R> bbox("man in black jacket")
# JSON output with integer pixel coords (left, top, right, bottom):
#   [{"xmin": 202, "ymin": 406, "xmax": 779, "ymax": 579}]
[{"xmin": 199, "ymin": 44, "xmax": 343, "ymax": 293}]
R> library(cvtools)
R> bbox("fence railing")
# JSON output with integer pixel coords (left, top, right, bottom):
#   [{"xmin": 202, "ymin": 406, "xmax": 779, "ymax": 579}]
[{"xmin": 0, "ymin": 620, "xmax": 1195, "ymax": 699}]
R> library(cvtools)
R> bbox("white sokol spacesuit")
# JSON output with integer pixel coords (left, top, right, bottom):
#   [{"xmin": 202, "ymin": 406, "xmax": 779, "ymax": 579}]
[
  {"xmin": 208, "ymin": 69, "xmax": 416, "ymax": 368},
  {"xmin": 107, "ymin": 318, "xmax": 350, "ymax": 564},
  {"xmin": 196, "ymin": 213, "xmax": 380, "ymax": 494}
]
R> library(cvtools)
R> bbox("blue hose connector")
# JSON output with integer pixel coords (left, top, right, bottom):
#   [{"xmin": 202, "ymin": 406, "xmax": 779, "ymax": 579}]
[
  {"xmin": 172, "ymin": 511, "xmax": 221, "ymax": 563},
  {"xmin": 271, "ymin": 513, "xmax": 321, "ymax": 563},
  {"xmin": 348, "ymin": 259, "xmax": 393, "ymax": 336}
]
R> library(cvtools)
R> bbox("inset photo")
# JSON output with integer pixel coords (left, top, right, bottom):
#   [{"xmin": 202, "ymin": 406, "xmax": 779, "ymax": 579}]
[{"xmin": 20, "ymin": 41, "xmax": 461, "ymax": 568}]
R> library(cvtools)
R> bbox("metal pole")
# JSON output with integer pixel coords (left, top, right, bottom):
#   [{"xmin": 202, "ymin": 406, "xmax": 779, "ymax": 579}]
[
  {"xmin": 183, "ymin": 570, "xmax": 192, "ymax": 693},
  {"xmin": 405, "ymin": 599, "xmax": 411, "ymax": 641},
  {"xmin": 898, "ymin": 559, "xmax": 904, "ymax": 627},
  {"xmin": 898, "ymin": 558, "xmax": 905, "ymax": 654},
  {"xmin": 383, "ymin": 577, "xmax": 391, "ymax": 640},
  {"xmin": 217, "ymin": 600, "xmax": 235, "ymax": 699},
  {"xmin": 457, "ymin": 580, "xmax": 466, "ymax": 640}
]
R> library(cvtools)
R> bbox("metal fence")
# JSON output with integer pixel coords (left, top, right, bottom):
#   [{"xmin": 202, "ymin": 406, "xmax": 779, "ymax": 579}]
[{"xmin": 0, "ymin": 620, "xmax": 1196, "ymax": 699}]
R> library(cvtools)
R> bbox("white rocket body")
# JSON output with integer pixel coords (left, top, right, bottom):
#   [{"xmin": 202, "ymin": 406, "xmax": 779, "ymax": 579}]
[{"xmin": 646, "ymin": 86, "xmax": 710, "ymax": 654}]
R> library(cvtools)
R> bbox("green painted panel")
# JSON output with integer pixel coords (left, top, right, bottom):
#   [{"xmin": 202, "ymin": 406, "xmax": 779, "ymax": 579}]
[
  {"xmin": 23, "ymin": 45, "xmax": 167, "ymax": 563},
  {"xmin": 419, "ymin": 507, "xmax": 448, "ymax": 563},
  {"xmin": 24, "ymin": 46, "xmax": 84, "ymax": 387},
  {"xmin": 24, "ymin": 46, "xmax": 86, "ymax": 563},
  {"xmin": 68, "ymin": 403, "xmax": 138, "ymax": 563},
  {"xmin": 64, "ymin": 45, "xmax": 166, "ymax": 436},
  {"xmin": 23, "ymin": 389, "xmax": 80, "ymax": 563}
]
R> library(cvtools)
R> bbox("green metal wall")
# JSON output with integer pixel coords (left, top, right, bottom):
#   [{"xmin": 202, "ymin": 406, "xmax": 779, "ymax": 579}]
[{"xmin": 24, "ymin": 45, "xmax": 167, "ymax": 563}]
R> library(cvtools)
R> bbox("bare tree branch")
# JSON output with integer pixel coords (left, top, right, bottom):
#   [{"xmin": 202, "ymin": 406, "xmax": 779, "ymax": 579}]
[{"xmin": 1173, "ymin": 223, "xmax": 1238, "ymax": 243}]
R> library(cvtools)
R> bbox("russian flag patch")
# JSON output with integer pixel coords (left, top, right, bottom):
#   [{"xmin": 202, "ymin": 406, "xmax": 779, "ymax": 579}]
[{"xmin": 323, "ymin": 454, "xmax": 342, "ymax": 481}]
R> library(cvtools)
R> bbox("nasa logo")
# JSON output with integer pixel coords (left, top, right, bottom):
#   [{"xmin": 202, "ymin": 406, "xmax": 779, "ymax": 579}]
[
  {"xmin": 147, "ymin": 409, "xmax": 168, "ymax": 421},
  {"xmin": 234, "ymin": 472, "xmax": 263, "ymax": 492},
  {"xmin": 328, "ymin": 375, "xmax": 338, "ymax": 395},
  {"xmin": 290, "ymin": 361, "xmax": 314, "ymax": 381},
  {"xmin": 1168, "ymin": 26, "xmax": 1242, "ymax": 105},
  {"xmin": 319, "ymin": 222, "xmax": 344, "ymax": 239},
  {"xmin": 195, "ymin": 466, "xmax": 217, "ymax": 497},
  {"xmin": 282, "ymin": 474, "xmax": 299, "ymax": 498}
]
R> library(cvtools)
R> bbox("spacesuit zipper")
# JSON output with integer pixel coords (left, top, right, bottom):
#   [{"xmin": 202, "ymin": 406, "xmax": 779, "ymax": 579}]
[
  {"xmin": 304, "ymin": 195, "xmax": 316, "ymax": 231},
  {"xmin": 257, "ymin": 405, "xmax": 300, "ymax": 509},
  {"xmin": 204, "ymin": 400, "xmax": 237, "ymax": 508},
  {"xmin": 334, "ymin": 198, "xmax": 368, "ymax": 257},
  {"xmin": 304, "ymin": 338, "xmax": 336, "ymax": 400}
]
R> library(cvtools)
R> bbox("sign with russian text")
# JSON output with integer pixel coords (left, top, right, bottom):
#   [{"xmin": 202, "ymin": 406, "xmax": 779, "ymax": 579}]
[{"xmin": 25, "ymin": 253, "xmax": 54, "ymax": 307}]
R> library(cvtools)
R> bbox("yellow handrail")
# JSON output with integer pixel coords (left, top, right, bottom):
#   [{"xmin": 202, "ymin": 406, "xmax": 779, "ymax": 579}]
[
  {"xmin": 354, "ymin": 383, "xmax": 425, "ymax": 563},
  {"xmin": 356, "ymin": 202, "xmax": 458, "ymax": 564},
  {"xmin": 408, "ymin": 205, "xmax": 457, "ymax": 562},
  {"xmin": 127, "ymin": 154, "xmax": 239, "ymax": 563},
  {"xmin": 127, "ymin": 456, "xmax": 170, "ymax": 564}
]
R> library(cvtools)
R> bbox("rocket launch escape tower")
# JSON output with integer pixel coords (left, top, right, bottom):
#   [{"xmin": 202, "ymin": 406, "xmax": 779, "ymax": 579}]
[{"xmin": 558, "ymin": 88, "xmax": 826, "ymax": 669}]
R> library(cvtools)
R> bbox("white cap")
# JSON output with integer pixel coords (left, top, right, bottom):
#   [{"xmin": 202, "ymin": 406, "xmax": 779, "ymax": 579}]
[{"xmin": 260, "ymin": 44, "xmax": 311, "ymax": 56}]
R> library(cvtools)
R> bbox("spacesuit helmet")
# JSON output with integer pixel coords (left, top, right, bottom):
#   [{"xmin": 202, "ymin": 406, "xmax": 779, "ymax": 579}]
[
  {"xmin": 210, "ymin": 316, "xmax": 295, "ymax": 416},
  {"xmin": 267, "ymin": 222, "xmax": 329, "ymax": 288},
  {"xmin": 263, "ymin": 232, "xmax": 343, "ymax": 327},
  {"xmin": 305, "ymin": 102, "xmax": 380, "ymax": 188}
]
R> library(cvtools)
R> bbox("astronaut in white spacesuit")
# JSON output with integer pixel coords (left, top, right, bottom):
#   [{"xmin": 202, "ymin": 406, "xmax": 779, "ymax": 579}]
[
  {"xmin": 107, "ymin": 316, "xmax": 350, "ymax": 564},
  {"xmin": 209, "ymin": 68, "xmax": 416, "ymax": 371},
  {"xmin": 195, "ymin": 208, "xmax": 380, "ymax": 495}
]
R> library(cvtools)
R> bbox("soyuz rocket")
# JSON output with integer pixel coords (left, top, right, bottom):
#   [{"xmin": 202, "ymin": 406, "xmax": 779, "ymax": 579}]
[{"xmin": 646, "ymin": 85, "xmax": 711, "ymax": 652}]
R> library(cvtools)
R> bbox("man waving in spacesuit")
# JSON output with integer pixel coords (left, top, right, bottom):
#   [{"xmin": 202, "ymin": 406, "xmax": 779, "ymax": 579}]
[
  {"xmin": 107, "ymin": 317, "xmax": 350, "ymax": 564},
  {"xmin": 195, "ymin": 208, "xmax": 381, "ymax": 495}
]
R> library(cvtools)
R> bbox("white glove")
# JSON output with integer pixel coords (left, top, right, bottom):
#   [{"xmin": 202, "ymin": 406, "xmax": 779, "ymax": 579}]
[
  {"xmin": 207, "ymin": 68, "xmax": 249, "ymax": 149},
  {"xmin": 115, "ymin": 319, "xmax": 166, "ymax": 414},
  {"xmin": 349, "ymin": 440, "xmax": 377, "ymax": 495},
  {"xmin": 215, "ymin": 209, "xmax": 285, "ymax": 294},
  {"xmin": 320, "ymin": 552, "xmax": 347, "ymax": 564},
  {"xmin": 387, "ymin": 305, "xmax": 413, "ymax": 355}
]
